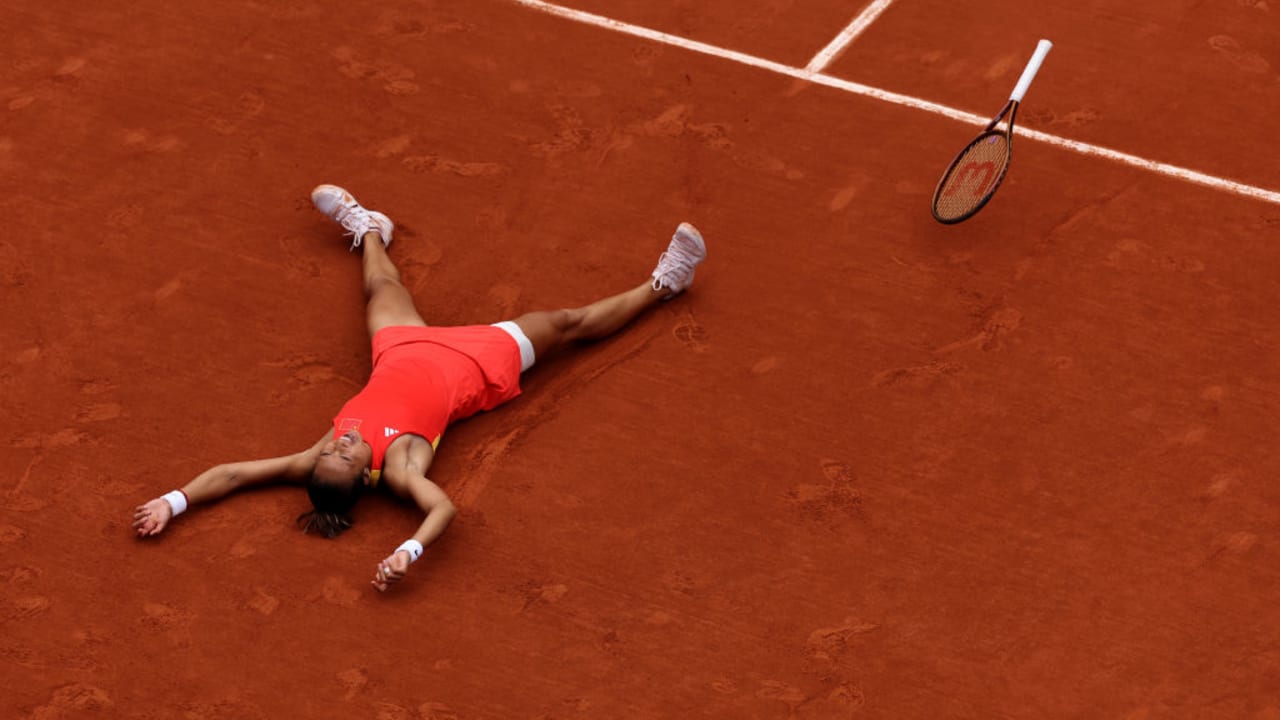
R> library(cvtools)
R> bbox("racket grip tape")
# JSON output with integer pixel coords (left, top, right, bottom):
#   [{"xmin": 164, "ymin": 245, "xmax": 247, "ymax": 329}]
[{"xmin": 1010, "ymin": 39, "xmax": 1053, "ymax": 103}]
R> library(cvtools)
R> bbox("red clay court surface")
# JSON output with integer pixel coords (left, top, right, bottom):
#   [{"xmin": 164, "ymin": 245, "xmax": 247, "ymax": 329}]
[{"xmin": 3, "ymin": 0, "xmax": 1279, "ymax": 717}]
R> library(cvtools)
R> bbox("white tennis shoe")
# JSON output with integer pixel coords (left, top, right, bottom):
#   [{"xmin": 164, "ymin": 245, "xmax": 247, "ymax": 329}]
[
  {"xmin": 650, "ymin": 222, "xmax": 706, "ymax": 296},
  {"xmin": 310, "ymin": 184, "xmax": 394, "ymax": 250}
]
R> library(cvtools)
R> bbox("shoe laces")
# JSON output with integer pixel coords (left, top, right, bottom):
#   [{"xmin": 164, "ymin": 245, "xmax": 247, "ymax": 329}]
[
  {"xmin": 657, "ymin": 239, "xmax": 698, "ymax": 275},
  {"xmin": 332, "ymin": 202, "xmax": 373, "ymax": 249}
]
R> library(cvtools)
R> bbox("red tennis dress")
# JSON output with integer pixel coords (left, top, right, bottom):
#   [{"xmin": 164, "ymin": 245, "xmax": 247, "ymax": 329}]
[{"xmin": 332, "ymin": 325, "xmax": 523, "ymax": 473}]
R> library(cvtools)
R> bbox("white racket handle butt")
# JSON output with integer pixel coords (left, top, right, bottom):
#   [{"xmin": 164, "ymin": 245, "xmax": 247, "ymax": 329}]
[{"xmin": 1010, "ymin": 39, "xmax": 1053, "ymax": 102}]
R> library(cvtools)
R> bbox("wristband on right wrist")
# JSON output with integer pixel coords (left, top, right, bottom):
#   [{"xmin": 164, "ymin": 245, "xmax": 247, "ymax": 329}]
[
  {"xmin": 396, "ymin": 539, "xmax": 424, "ymax": 563},
  {"xmin": 161, "ymin": 489, "xmax": 189, "ymax": 516}
]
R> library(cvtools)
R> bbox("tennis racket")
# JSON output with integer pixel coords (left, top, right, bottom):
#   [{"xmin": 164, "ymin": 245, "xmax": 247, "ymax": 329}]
[{"xmin": 931, "ymin": 39, "xmax": 1053, "ymax": 224}]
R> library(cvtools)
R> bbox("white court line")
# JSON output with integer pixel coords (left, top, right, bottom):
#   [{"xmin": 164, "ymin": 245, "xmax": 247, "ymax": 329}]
[
  {"xmin": 805, "ymin": 0, "xmax": 898, "ymax": 73},
  {"xmin": 507, "ymin": 0, "xmax": 1280, "ymax": 207}
]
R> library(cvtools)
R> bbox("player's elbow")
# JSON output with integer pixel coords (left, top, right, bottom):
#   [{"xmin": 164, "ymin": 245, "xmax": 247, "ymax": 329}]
[
  {"xmin": 429, "ymin": 498, "xmax": 456, "ymax": 527},
  {"xmin": 208, "ymin": 463, "xmax": 239, "ymax": 491}
]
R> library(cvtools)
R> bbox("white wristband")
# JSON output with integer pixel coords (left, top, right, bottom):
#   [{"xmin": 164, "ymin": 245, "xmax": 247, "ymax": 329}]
[
  {"xmin": 161, "ymin": 490, "xmax": 189, "ymax": 516},
  {"xmin": 396, "ymin": 539, "xmax": 424, "ymax": 563}
]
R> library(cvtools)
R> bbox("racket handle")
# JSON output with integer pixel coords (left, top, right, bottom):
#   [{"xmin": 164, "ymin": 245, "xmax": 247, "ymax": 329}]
[{"xmin": 1010, "ymin": 39, "xmax": 1053, "ymax": 102}]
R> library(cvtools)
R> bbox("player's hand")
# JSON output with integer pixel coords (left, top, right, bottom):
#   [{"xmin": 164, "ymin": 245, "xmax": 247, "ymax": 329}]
[
  {"xmin": 371, "ymin": 550, "xmax": 412, "ymax": 592},
  {"xmin": 132, "ymin": 498, "xmax": 174, "ymax": 537}
]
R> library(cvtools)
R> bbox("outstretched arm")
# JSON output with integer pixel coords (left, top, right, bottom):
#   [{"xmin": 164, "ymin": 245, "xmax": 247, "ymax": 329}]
[
  {"xmin": 372, "ymin": 473, "xmax": 456, "ymax": 592},
  {"xmin": 133, "ymin": 433, "xmax": 329, "ymax": 537}
]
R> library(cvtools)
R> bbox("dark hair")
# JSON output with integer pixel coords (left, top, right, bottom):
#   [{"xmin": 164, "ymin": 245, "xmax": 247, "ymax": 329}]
[{"xmin": 296, "ymin": 473, "xmax": 365, "ymax": 539}]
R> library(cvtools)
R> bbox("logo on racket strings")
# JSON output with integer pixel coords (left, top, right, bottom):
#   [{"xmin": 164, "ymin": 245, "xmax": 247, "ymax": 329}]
[{"xmin": 945, "ymin": 161, "xmax": 997, "ymax": 198}]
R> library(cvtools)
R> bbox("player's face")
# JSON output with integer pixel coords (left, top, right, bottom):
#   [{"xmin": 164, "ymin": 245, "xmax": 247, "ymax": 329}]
[{"xmin": 316, "ymin": 429, "xmax": 372, "ymax": 485}]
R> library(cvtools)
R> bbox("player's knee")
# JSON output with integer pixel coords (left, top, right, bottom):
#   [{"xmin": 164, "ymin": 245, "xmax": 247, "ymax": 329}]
[{"xmin": 365, "ymin": 274, "xmax": 404, "ymax": 297}]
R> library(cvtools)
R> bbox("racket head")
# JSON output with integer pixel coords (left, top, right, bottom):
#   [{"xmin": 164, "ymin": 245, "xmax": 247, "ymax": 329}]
[{"xmin": 931, "ymin": 129, "xmax": 1013, "ymax": 224}]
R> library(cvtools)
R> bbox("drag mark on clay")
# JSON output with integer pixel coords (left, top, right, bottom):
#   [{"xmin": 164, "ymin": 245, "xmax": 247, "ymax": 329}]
[
  {"xmin": 452, "ymin": 426, "xmax": 522, "ymax": 507},
  {"xmin": 454, "ymin": 331, "xmax": 655, "ymax": 506},
  {"xmin": 10, "ymin": 453, "xmax": 43, "ymax": 499}
]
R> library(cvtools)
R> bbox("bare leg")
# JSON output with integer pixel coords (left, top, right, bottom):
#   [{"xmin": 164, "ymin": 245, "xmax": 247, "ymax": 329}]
[
  {"xmin": 360, "ymin": 230, "xmax": 426, "ymax": 338},
  {"xmin": 510, "ymin": 281, "xmax": 666, "ymax": 361},
  {"xmin": 309, "ymin": 184, "xmax": 426, "ymax": 338},
  {"xmin": 508, "ymin": 222, "xmax": 707, "ymax": 362}
]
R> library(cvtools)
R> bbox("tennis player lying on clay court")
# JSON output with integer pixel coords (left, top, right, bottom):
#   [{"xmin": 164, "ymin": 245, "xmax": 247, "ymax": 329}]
[{"xmin": 133, "ymin": 184, "xmax": 706, "ymax": 592}]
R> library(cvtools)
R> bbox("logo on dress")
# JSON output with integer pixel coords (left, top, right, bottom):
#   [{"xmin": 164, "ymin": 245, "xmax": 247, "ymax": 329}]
[{"xmin": 384, "ymin": 427, "xmax": 399, "ymax": 438}]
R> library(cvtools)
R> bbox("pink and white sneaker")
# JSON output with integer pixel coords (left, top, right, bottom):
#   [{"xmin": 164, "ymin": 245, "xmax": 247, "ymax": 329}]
[
  {"xmin": 310, "ymin": 184, "xmax": 395, "ymax": 251},
  {"xmin": 650, "ymin": 222, "xmax": 706, "ymax": 296}
]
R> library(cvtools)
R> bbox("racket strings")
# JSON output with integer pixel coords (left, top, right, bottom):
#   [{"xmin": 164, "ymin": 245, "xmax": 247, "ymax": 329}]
[{"xmin": 933, "ymin": 132, "xmax": 1011, "ymax": 222}]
